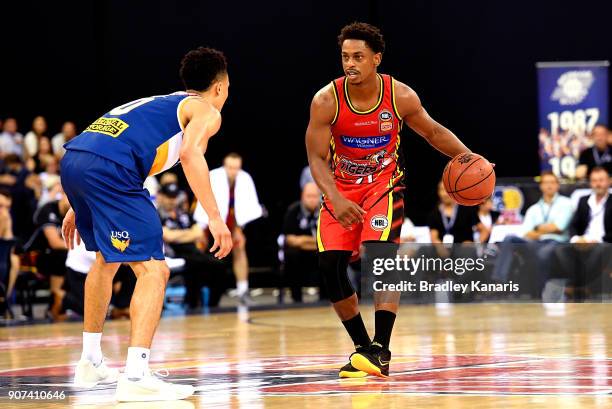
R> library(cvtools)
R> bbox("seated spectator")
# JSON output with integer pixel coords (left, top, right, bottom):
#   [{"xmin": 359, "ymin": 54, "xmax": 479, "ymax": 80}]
[
  {"xmin": 24, "ymin": 190, "xmax": 70, "ymax": 321},
  {"xmin": 475, "ymin": 197, "xmax": 500, "ymax": 243},
  {"xmin": 553, "ymin": 167, "xmax": 612, "ymax": 299},
  {"xmin": 428, "ymin": 181, "xmax": 479, "ymax": 244},
  {"xmin": 157, "ymin": 183, "xmax": 228, "ymax": 309},
  {"xmin": 0, "ymin": 189, "xmax": 20, "ymax": 317},
  {"xmin": 26, "ymin": 136, "xmax": 55, "ymax": 173},
  {"xmin": 491, "ymin": 171, "xmax": 573, "ymax": 295},
  {"xmin": 61, "ymin": 241, "xmax": 94, "ymax": 317},
  {"xmin": 37, "ymin": 158, "xmax": 62, "ymax": 208},
  {"xmin": 158, "ymin": 173, "xmax": 188, "ymax": 211},
  {"xmin": 0, "ymin": 118, "xmax": 24, "ymax": 158},
  {"xmin": 299, "ymin": 165, "xmax": 313, "ymax": 189},
  {"xmin": 570, "ymin": 167, "xmax": 612, "ymax": 243},
  {"xmin": 0, "ymin": 154, "xmax": 38, "ymax": 242},
  {"xmin": 61, "ymin": 241, "xmax": 135, "ymax": 319},
  {"xmin": 420, "ymin": 182, "xmax": 480, "ymax": 301},
  {"xmin": 51, "ymin": 121, "xmax": 77, "ymax": 158},
  {"xmin": 282, "ymin": 182, "xmax": 325, "ymax": 303},
  {"xmin": 23, "ymin": 116, "xmax": 47, "ymax": 158},
  {"xmin": 576, "ymin": 124, "xmax": 612, "ymax": 180}
]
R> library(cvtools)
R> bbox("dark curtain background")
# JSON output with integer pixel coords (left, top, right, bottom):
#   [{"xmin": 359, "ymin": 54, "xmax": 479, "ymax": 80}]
[{"xmin": 2, "ymin": 0, "xmax": 611, "ymax": 227}]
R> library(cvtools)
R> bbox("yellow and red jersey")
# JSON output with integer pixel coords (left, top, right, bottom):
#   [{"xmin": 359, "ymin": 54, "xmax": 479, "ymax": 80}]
[{"xmin": 329, "ymin": 73, "xmax": 404, "ymax": 186}]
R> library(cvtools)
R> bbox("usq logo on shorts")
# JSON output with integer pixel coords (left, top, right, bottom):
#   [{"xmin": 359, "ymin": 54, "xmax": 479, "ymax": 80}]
[
  {"xmin": 111, "ymin": 230, "xmax": 130, "ymax": 252},
  {"xmin": 370, "ymin": 215, "xmax": 389, "ymax": 231}
]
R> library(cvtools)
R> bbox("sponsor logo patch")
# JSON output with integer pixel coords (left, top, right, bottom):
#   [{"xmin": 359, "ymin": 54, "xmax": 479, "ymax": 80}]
[
  {"xmin": 379, "ymin": 110, "xmax": 394, "ymax": 132},
  {"xmin": 370, "ymin": 214, "xmax": 389, "ymax": 231},
  {"xmin": 340, "ymin": 135, "xmax": 391, "ymax": 149},
  {"xmin": 85, "ymin": 117, "xmax": 129, "ymax": 138}
]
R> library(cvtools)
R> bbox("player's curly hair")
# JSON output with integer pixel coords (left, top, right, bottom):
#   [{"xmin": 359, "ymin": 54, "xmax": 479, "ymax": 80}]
[
  {"xmin": 338, "ymin": 22, "xmax": 385, "ymax": 54},
  {"xmin": 179, "ymin": 47, "xmax": 227, "ymax": 91}
]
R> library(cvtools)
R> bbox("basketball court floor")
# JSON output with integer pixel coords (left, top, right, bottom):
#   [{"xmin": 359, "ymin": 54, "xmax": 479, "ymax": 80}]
[{"xmin": 1, "ymin": 303, "xmax": 611, "ymax": 408}]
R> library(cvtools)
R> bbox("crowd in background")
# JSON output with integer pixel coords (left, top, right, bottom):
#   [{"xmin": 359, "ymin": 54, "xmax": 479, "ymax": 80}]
[{"xmin": 0, "ymin": 117, "xmax": 610, "ymax": 323}]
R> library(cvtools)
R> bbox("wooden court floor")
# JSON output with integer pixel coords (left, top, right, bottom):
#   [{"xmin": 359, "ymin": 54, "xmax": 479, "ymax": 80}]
[{"xmin": 1, "ymin": 303, "xmax": 611, "ymax": 408}]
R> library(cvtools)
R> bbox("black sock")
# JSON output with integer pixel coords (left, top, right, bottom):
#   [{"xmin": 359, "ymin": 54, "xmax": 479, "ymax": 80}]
[
  {"xmin": 373, "ymin": 310, "xmax": 396, "ymax": 350},
  {"xmin": 341, "ymin": 313, "xmax": 371, "ymax": 349}
]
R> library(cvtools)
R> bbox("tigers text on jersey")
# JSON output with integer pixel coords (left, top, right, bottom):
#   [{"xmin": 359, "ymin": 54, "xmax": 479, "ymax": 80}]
[
  {"xmin": 64, "ymin": 92, "xmax": 200, "ymax": 180},
  {"xmin": 330, "ymin": 73, "xmax": 404, "ymax": 185}
]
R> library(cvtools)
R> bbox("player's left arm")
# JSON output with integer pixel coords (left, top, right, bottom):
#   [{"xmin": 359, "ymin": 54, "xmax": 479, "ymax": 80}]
[
  {"xmin": 180, "ymin": 99, "xmax": 232, "ymax": 259},
  {"xmin": 393, "ymin": 80, "xmax": 470, "ymax": 158}
]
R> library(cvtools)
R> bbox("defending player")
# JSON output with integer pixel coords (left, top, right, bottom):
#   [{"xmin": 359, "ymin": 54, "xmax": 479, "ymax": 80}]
[
  {"xmin": 61, "ymin": 47, "xmax": 233, "ymax": 401},
  {"xmin": 305, "ymin": 23, "xmax": 471, "ymax": 377}
]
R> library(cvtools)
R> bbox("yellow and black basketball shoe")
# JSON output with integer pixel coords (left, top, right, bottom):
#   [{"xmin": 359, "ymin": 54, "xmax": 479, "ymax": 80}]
[
  {"xmin": 339, "ymin": 361, "xmax": 368, "ymax": 378},
  {"xmin": 339, "ymin": 345, "xmax": 370, "ymax": 378},
  {"xmin": 350, "ymin": 342, "xmax": 391, "ymax": 377}
]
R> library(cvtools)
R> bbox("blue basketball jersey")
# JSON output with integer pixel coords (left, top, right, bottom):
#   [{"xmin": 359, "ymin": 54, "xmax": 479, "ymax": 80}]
[{"xmin": 65, "ymin": 92, "xmax": 198, "ymax": 180}]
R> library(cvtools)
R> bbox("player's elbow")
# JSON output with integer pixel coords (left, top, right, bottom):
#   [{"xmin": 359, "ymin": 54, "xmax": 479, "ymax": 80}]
[{"xmin": 179, "ymin": 148, "xmax": 197, "ymax": 165}]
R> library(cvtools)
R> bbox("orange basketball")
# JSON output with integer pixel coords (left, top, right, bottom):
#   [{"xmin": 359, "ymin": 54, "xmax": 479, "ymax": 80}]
[{"xmin": 442, "ymin": 153, "xmax": 496, "ymax": 206}]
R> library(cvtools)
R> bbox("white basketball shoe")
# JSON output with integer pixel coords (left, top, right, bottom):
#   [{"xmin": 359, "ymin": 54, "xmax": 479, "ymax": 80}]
[
  {"xmin": 74, "ymin": 358, "xmax": 119, "ymax": 388},
  {"xmin": 115, "ymin": 371, "xmax": 194, "ymax": 402}
]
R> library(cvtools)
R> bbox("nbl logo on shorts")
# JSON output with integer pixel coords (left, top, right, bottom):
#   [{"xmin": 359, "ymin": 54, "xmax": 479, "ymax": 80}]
[
  {"xmin": 370, "ymin": 215, "xmax": 389, "ymax": 231},
  {"xmin": 110, "ymin": 230, "xmax": 130, "ymax": 252}
]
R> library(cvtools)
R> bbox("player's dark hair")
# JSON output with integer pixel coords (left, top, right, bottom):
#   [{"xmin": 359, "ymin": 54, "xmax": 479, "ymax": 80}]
[
  {"xmin": 179, "ymin": 47, "xmax": 227, "ymax": 92},
  {"xmin": 592, "ymin": 123, "xmax": 609, "ymax": 132},
  {"xmin": 338, "ymin": 22, "xmax": 385, "ymax": 54}
]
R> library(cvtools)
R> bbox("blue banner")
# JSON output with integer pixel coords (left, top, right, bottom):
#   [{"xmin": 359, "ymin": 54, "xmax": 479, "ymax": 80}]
[{"xmin": 537, "ymin": 61, "xmax": 609, "ymax": 178}]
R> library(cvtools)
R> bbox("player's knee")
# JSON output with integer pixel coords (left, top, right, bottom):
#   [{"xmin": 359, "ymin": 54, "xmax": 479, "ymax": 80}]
[
  {"xmin": 130, "ymin": 261, "xmax": 170, "ymax": 283},
  {"xmin": 144, "ymin": 263, "xmax": 170, "ymax": 285},
  {"xmin": 92, "ymin": 255, "xmax": 119, "ymax": 277},
  {"xmin": 160, "ymin": 264, "xmax": 171, "ymax": 283},
  {"xmin": 319, "ymin": 250, "xmax": 355, "ymax": 303}
]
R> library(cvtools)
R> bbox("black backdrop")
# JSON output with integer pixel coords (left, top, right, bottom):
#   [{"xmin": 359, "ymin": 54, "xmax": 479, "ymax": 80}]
[{"xmin": 2, "ymin": 0, "xmax": 612, "ymax": 225}]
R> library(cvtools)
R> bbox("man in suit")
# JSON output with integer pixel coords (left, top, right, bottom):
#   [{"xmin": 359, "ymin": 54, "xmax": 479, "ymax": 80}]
[
  {"xmin": 570, "ymin": 166, "xmax": 612, "ymax": 243},
  {"xmin": 553, "ymin": 166, "xmax": 612, "ymax": 299}
]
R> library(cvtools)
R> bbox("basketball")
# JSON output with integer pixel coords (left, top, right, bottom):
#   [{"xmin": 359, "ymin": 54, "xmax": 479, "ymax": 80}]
[{"xmin": 442, "ymin": 152, "xmax": 496, "ymax": 206}]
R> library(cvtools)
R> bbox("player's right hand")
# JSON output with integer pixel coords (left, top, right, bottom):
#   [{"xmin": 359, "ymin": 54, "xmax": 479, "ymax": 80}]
[
  {"xmin": 208, "ymin": 217, "xmax": 233, "ymax": 259},
  {"xmin": 62, "ymin": 207, "xmax": 81, "ymax": 250},
  {"xmin": 331, "ymin": 195, "xmax": 366, "ymax": 230}
]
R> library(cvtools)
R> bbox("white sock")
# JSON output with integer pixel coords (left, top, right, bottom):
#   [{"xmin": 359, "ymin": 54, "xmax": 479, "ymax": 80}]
[
  {"xmin": 81, "ymin": 332, "xmax": 103, "ymax": 366},
  {"xmin": 126, "ymin": 347, "xmax": 150, "ymax": 380},
  {"xmin": 237, "ymin": 280, "xmax": 249, "ymax": 296}
]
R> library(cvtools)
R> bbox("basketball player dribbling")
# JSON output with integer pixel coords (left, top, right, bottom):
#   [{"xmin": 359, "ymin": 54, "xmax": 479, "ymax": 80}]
[
  {"xmin": 305, "ymin": 22, "xmax": 472, "ymax": 377},
  {"xmin": 61, "ymin": 47, "xmax": 233, "ymax": 401}
]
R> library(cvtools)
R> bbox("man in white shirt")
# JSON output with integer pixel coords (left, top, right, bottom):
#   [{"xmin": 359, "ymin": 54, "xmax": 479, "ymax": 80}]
[
  {"xmin": 492, "ymin": 171, "xmax": 574, "ymax": 296},
  {"xmin": 194, "ymin": 153, "xmax": 263, "ymax": 305}
]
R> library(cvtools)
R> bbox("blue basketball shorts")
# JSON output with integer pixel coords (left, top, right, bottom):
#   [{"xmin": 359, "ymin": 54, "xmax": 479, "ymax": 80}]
[{"xmin": 60, "ymin": 149, "xmax": 164, "ymax": 263}]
